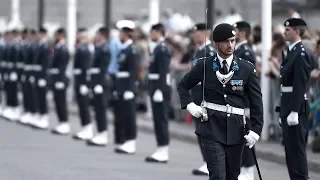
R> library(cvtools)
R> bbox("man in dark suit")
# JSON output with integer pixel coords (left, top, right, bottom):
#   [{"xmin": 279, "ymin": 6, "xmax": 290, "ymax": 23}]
[
  {"xmin": 145, "ymin": 23, "xmax": 171, "ymax": 163},
  {"xmin": 280, "ymin": 18, "xmax": 312, "ymax": 180},
  {"xmin": 177, "ymin": 23, "xmax": 263, "ymax": 180}
]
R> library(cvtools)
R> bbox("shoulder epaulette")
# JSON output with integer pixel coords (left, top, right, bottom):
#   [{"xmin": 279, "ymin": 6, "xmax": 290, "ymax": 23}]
[{"xmin": 238, "ymin": 57, "xmax": 254, "ymax": 67}]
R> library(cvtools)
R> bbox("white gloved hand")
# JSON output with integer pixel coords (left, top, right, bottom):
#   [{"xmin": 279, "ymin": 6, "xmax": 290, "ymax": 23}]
[
  {"xmin": 54, "ymin": 82, "xmax": 65, "ymax": 90},
  {"xmin": 10, "ymin": 72, "xmax": 18, "ymax": 81},
  {"xmin": 287, "ymin": 111, "xmax": 299, "ymax": 126},
  {"xmin": 93, "ymin": 85, "xmax": 103, "ymax": 94},
  {"xmin": 244, "ymin": 130, "xmax": 260, "ymax": 149},
  {"xmin": 37, "ymin": 79, "xmax": 47, "ymax": 87},
  {"xmin": 186, "ymin": 102, "xmax": 203, "ymax": 118},
  {"xmin": 153, "ymin": 89, "xmax": 163, "ymax": 102},
  {"xmin": 79, "ymin": 85, "xmax": 89, "ymax": 95},
  {"xmin": 123, "ymin": 91, "xmax": 134, "ymax": 100}
]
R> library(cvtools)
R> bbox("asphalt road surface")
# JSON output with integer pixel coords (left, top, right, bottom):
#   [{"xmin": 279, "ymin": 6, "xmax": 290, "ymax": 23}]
[{"xmin": 1, "ymin": 113, "xmax": 320, "ymax": 180}]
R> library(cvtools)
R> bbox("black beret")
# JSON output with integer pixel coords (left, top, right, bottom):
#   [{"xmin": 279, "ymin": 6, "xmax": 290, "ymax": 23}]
[
  {"xmin": 56, "ymin": 28, "xmax": 66, "ymax": 34},
  {"xmin": 77, "ymin": 27, "xmax": 87, "ymax": 33},
  {"xmin": 212, "ymin": 23, "xmax": 236, "ymax": 42},
  {"xmin": 284, "ymin": 18, "xmax": 307, "ymax": 27},
  {"xmin": 22, "ymin": 28, "xmax": 30, "ymax": 34},
  {"xmin": 151, "ymin": 23, "xmax": 165, "ymax": 31},
  {"xmin": 39, "ymin": 27, "xmax": 47, "ymax": 33},
  {"xmin": 233, "ymin": 21, "xmax": 251, "ymax": 29},
  {"xmin": 11, "ymin": 29, "xmax": 19, "ymax": 34},
  {"xmin": 30, "ymin": 29, "xmax": 36, "ymax": 35},
  {"xmin": 193, "ymin": 23, "xmax": 206, "ymax": 31}
]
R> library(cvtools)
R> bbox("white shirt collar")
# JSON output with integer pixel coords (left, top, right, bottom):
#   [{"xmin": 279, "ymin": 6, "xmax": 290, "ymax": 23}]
[
  {"xmin": 289, "ymin": 40, "xmax": 301, "ymax": 51},
  {"xmin": 199, "ymin": 40, "xmax": 211, "ymax": 50},
  {"xmin": 235, "ymin": 40, "xmax": 247, "ymax": 50},
  {"xmin": 157, "ymin": 37, "xmax": 165, "ymax": 44},
  {"xmin": 217, "ymin": 53, "xmax": 233, "ymax": 70},
  {"xmin": 121, "ymin": 39, "xmax": 133, "ymax": 49}
]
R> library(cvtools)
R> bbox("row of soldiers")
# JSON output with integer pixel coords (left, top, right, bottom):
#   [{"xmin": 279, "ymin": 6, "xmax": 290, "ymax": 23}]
[{"xmin": 0, "ymin": 21, "xmax": 173, "ymax": 166}]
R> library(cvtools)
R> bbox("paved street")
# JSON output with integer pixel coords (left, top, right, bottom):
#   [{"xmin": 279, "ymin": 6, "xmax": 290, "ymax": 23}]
[{"xmin": 0, "ymin": 112, "xmax": 320, "ymax": 180}]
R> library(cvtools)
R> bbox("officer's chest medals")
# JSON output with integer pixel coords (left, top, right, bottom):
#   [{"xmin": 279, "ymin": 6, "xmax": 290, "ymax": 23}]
[{"xmin": 212, "ymin": 58, "xmax": 240, "ymax": 85}]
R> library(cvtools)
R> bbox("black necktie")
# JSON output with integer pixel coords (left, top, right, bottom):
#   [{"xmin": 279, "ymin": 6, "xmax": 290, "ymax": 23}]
[{"xmin": 222, "ymin": 60, "xmax": 228, "ymax": 74}]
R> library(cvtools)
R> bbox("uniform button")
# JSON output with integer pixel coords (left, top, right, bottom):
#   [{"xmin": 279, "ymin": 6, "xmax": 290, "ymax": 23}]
[
  {"xmin": 227, "ymin": 114, "xmax": 230, "ymax": 117},
  {"xmin": 280, "ymin": 93, "xmax": 282, "ymax": 96},
  {"xmin": 226, "ymin": 104, "xmax": 230, "ymax": 106},
  {"xmin": 281, "ymin": 66, "xmax": 283, "ymax": 68},
  {"xmin": 281, "ymin": 84, "xmax": 283, "ymax": 87},
  {"xmin": 223, "ymin": 84, "xmax": 226, "ymax": 87},
  {"xmin": 280, "ymin": 75, "xmax": 282, "ymax": 78},
  {"xmin": 224, "ymin": 94, "xmax": 227, "ymax": 98}
]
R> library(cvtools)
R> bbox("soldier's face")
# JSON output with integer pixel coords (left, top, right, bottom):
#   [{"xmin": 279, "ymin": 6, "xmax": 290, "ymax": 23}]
[
  {"xmin": 149, "ymin": 30, "xmax": 158, "ymax": 42},
  {"xmin": 284, "ymin": 27, "xmax": 297, "ymax": 42},
  {"xmin": 192, "ymin": 31, "xmax": 202, "ymax": 45},
  {"xmin": 215, "ymin": 37, "xmax": 236, "ymax": 56}
]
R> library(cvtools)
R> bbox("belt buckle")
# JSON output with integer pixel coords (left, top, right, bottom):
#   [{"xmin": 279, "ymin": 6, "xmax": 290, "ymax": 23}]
[{"xmin": 226, "ymin": 105, "xmax": 233, "ymax": 114}]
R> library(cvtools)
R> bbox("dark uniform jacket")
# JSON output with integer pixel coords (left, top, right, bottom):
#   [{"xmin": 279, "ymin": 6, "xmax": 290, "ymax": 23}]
[
  {"xmin": 177, "ymin": 55, "xmax": 263, "ymax": 145},
  {"xmin": 115, "ymin": 42, "xmax": 139, "ymax": 95},
  {"xmin": 90, "ymin": 43, "xmax": 110, "ymax": 87},
  {"xmin": 50, "ymin": 42, "xmax": 70, "ymax": 85},
  {"xmin": 191, "ymin": 43, "xmax": 216, "ymax": 105},
  {"xmin": 279, "ymin": 41, "xmax": 312, "ymax": 118},
  {"xmin": 34, "ymin": 40, "xmax": 51, "ymax": 79},
  {"xmin": 73, "ymin": 43, "xmax": 92, "ymax": 86},
  {"xmin": 148, "ymin": 41, "xmax": 171, "ymax": 99},
  {"xmin": 2, "ymin": 42, "xmax": 12, "ymax": 82},
  {"xmin": 235, "ymin": 42, "xmax": 256, "ymax": 65}
]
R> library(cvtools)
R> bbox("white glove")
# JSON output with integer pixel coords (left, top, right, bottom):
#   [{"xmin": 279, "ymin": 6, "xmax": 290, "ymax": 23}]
[
  {"xmin": 10, "ymin": 72, "xmax": 18, "ymax": 81},
  {"xmin": 93, "ymin": 85, "xmax": 103, "ymax": 94},
  {"xmin": 244, "ymin": 130, "xmax": 260, "ymax": 149},
  {"xmin": 37, "ymin": 79, "xmax": 47, "ymax": 87},
  {"xmin": 153, "ymin": 89, "xmax": 163, "ymax": 102},
  {"xmin": 186, "ymin": 102, "xmax": 203, "ymax": 118},
  {"xmin": 279, "ymin": 118, "xmax": 282, "ymax": 125},
  {"xmin": 287, "ymin": 111, "xmax": 299, "ymax": 126},
  {"xmin": 54, "ymin": 82, "xmax": 65, "ymax": 90},
  {"xmin": 123, "ymin": 91, "xmax": 134, "ymax": 100},
  {"xmin": 79, "ymin": 85, "xmax": 89, "ymax": 95}
]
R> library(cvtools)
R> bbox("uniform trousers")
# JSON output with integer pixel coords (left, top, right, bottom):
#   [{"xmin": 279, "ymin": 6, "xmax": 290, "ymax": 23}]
[
  {"xmin": 92, "ymin": 85, "xmax": 108, "ymax": 132},
  {"xmin": 150, "ymin": 97, "xmax": 169, "ymax": 146},
  {"xmin": 200, "ymin": 136, "xmax": 245, "ymax": 180},
  {"xmin": 22, "ymin": 80, "xmax": 33, "ymax": 112},
  {"xmin": 36, "ymin": 81, "xmax": 48, "ymax": 115},
  {"xmin": 281, "ymin": 111, "xmax": 309, "ymax": 180},
  {"xmin": 116, "ymin": 95, "xmax": 137, "ymax": 141},
  {"xmin": 111, "ymin": 75, "xmax": 125, "ymax": 144},
  {"xmin": 53, "ymin": 84, "xmax": 68, "ymax": 122},
  {"xmin": 75, "ymin": 84, "xmax": 91, "ymax": 126},
  {"xmin": 5, "ymin": 81, "xmax": 19, "ymax": 107}
]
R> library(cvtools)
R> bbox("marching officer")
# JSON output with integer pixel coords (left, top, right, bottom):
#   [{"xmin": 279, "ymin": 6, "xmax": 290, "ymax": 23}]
[
  {"xmin": 3, "ymin": 29, "xmax": 21, "ymax": 121},
  {"xmin": 31, "ymin": 27, "xmax": 51, "ymax": 129},
  {"xmin": 114, "ymin": 20, "xmax": 139, "ymax": 154},
  {"xmin": 72, "ymin": 28, "xmax": 94, "ymax": 141},
  {"xmin": 190, "ymin": 23, "xmax": 216, "ymax": 176},
  {"xmin": 279, "ymin": 18, "xmax": 311, "ymax": 180},
  {"xmin": 50, "ymin": 28, "xmax": 71, "ymax": 135},
  {"xmin": 19, "ymin": 29, "xmax": 37, "ymax": 125},
  {"xmin": 145, "ymin": 23, "xmax": 171, "ymax": 163},
  {"xmin": 233, "ymin": 21, "xmax": 256, "ymax": 180},
  {"xmin": 86, "ymin": 27, "xmax": 110, "ymax": 146},
  {"xmin": 177, "ymin": 23, "xmax": 263, "ymax": 180}
]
